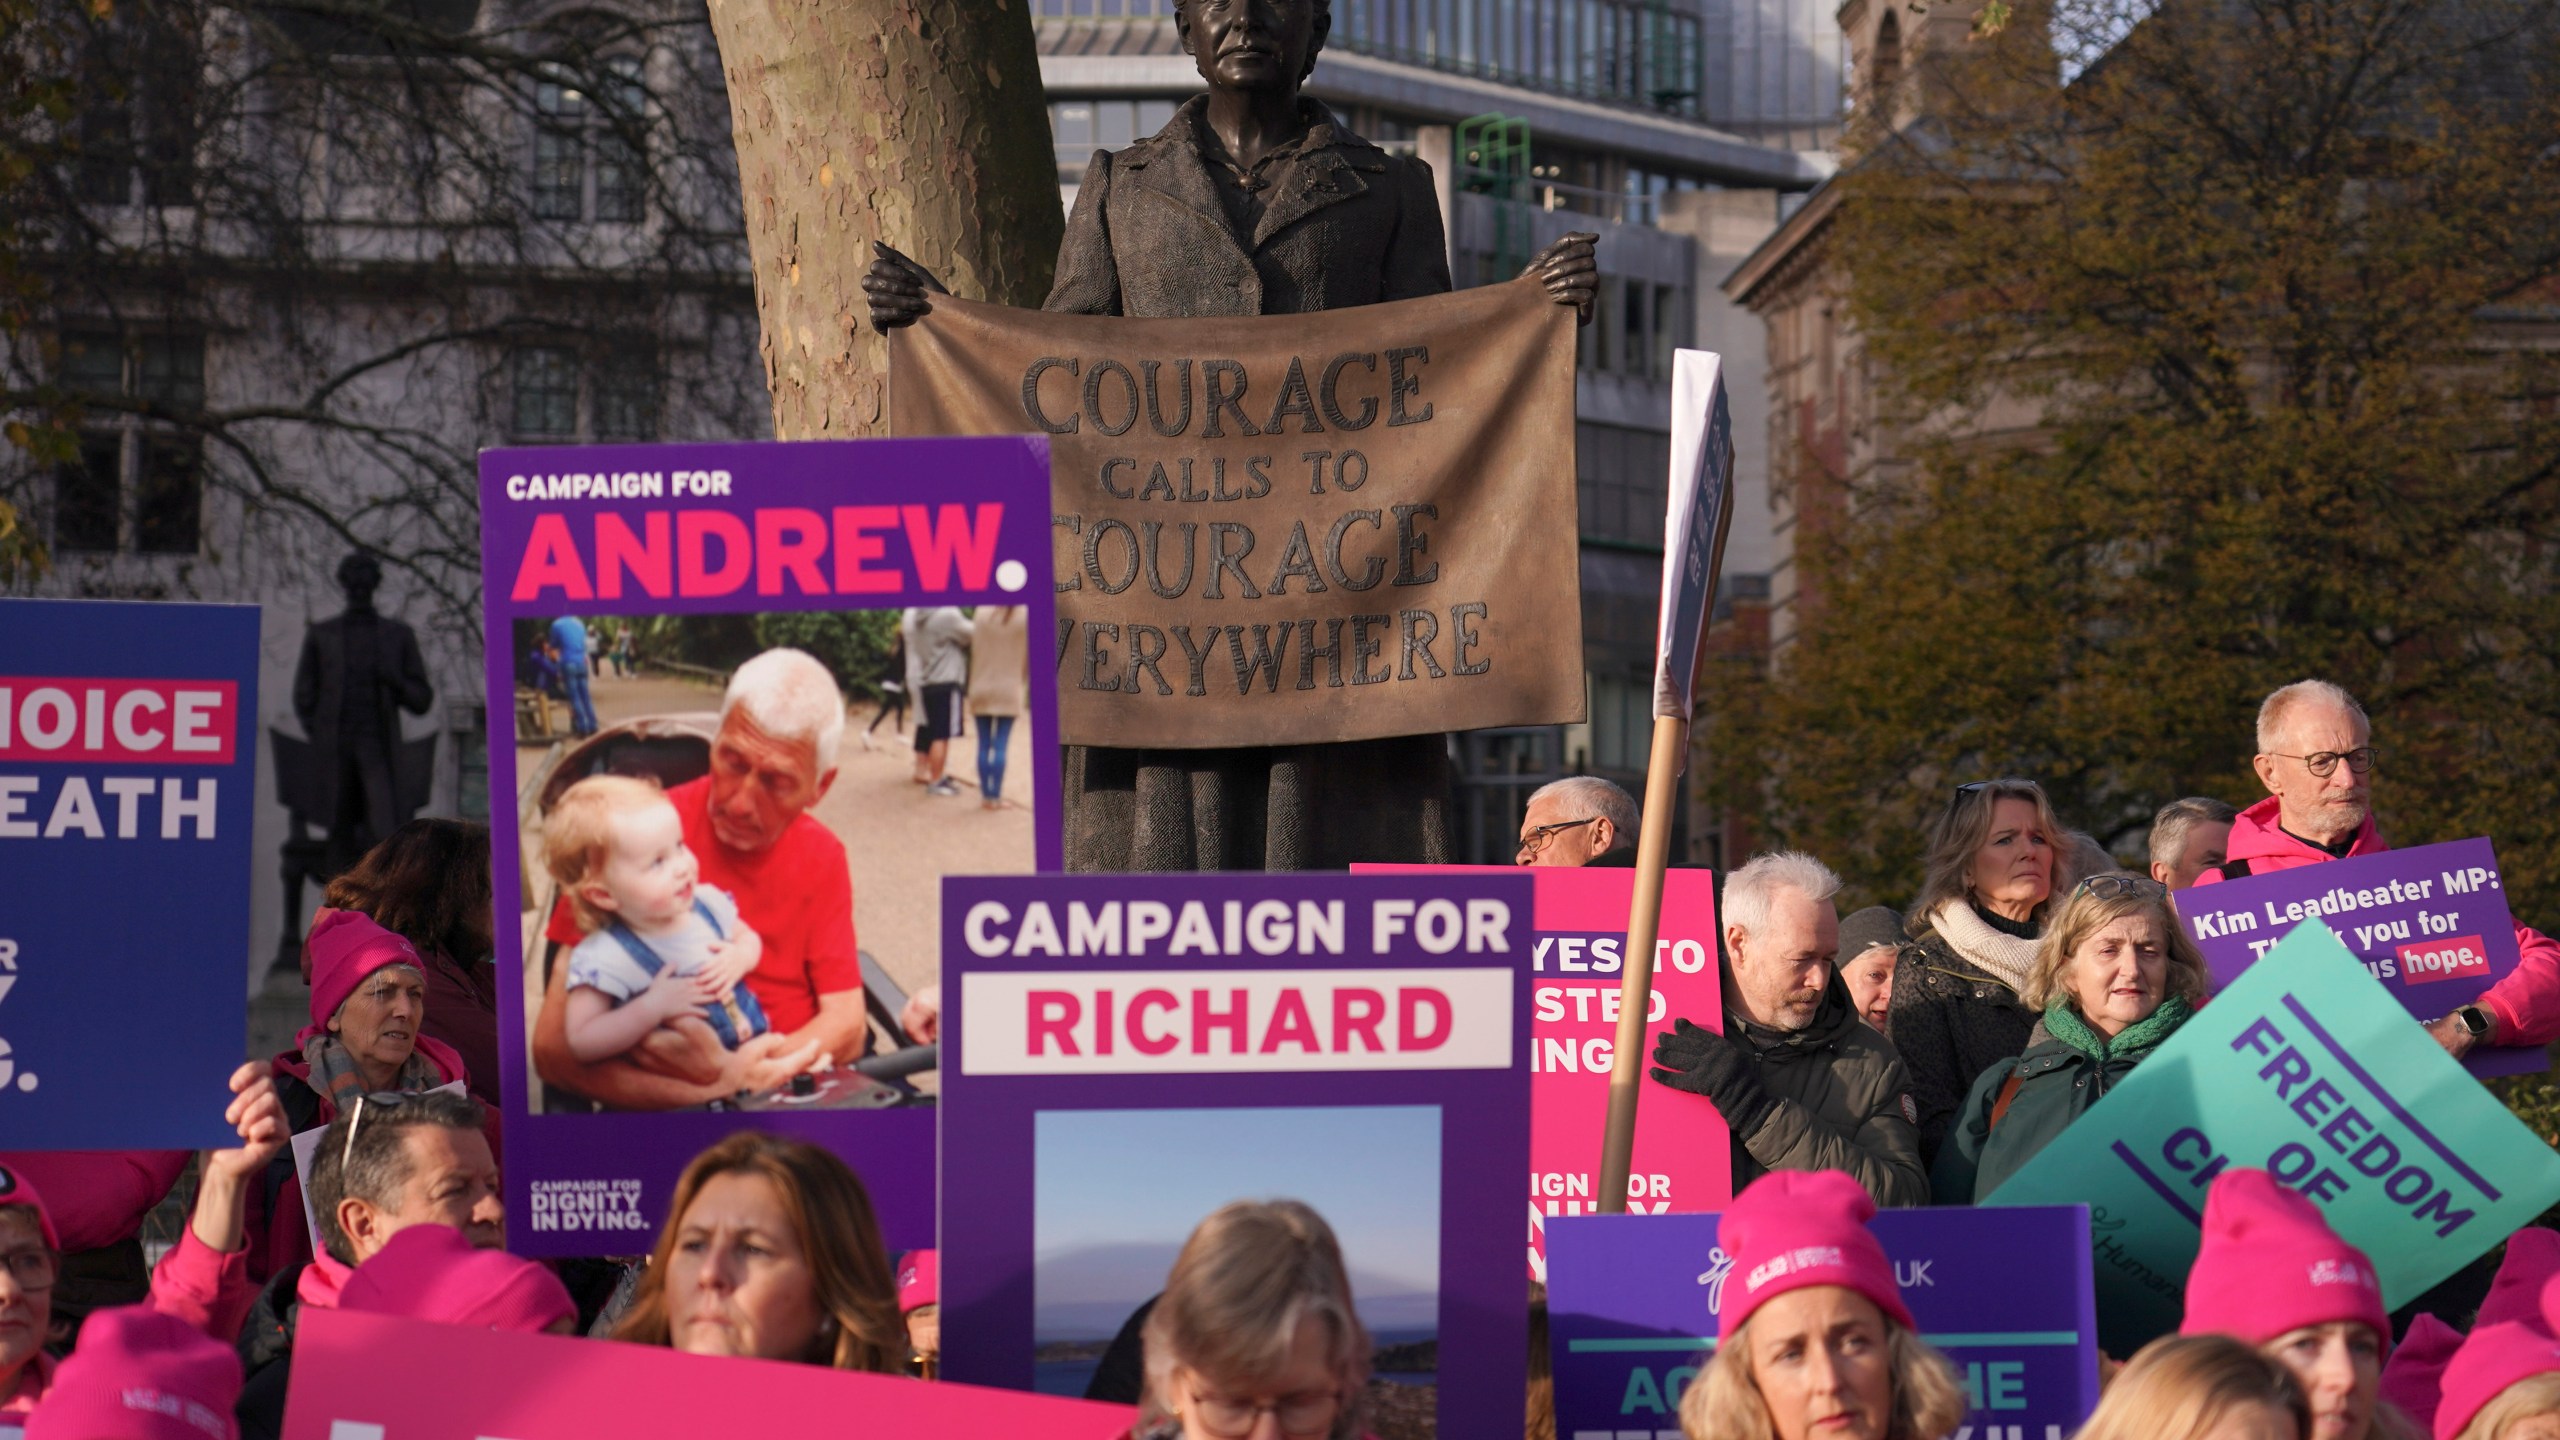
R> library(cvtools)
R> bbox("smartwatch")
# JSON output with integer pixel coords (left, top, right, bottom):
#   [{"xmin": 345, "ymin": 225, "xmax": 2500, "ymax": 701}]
[{"xmin": 2454, "ymin": 1005, "xmax": 2493, "ymax": 1039}]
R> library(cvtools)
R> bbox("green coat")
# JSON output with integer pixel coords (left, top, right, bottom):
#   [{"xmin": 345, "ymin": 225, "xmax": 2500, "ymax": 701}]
[{"xmin": 1929, "ymin": 998, "xmax": 2194, "ymax": 1205}]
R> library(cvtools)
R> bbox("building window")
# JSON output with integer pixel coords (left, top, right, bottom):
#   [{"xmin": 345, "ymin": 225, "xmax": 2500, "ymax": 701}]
[
  {"xmin": 1577, "ymin": 421, "xmax": 1672, "ymax": 547},
  {"xmin": 533, "ymin": 57, "xmax": 646, "ymax": 223},
  {"xmin": 1050, "ymin": 98, "xmax": 1177, "ymax": 180},
  {"xmin": 1586, "ymin": 672, "xmax": 1652, "ymax": 773},
  {"xmin": 52, "ymin": 330, "xmax": 205, "ymax": 555},
  {"xmin": 511, "ymin": 343, "xmax": 658, "ymax": 442},
  {"xmin": 74, "ymin": 9, "xmax": 200, "ymax": 208}
]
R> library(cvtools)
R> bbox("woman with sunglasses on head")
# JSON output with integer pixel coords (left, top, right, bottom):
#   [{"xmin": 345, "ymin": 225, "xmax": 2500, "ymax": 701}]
[
  {"xmin": 1931, "ymin": 872, "xmax": 2207, "ymax": 1203},
  {"xmin": 1891, "ymin": 779, "xmax": 2080, "ymax": 1167},
  {"xmin": 1127, "ymin": 1200, "xmax": 1377, "ymax": 1440}
]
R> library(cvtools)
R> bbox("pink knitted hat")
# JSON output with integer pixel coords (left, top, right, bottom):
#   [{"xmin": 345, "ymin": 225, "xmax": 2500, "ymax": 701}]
[
  {"xmin": 0, "ymin": 1162, "xmax": 60, "ymax": 1250},
  {"xmin": 2477, "ymin": 1229, "xmax": 2560, "ymax": 1330},
  {"xmin": 305, "ymin": 908, "xmax": 424, "ymax": 1033},
  {"xmin": 2431, "ymin": 1275, "xmax": 2560, "ymax": 1440},
  {"xmin": 2379, "ymin": 1313, "xmax": 2464, "ymax": 1435},
  {"xmin": 339, "ymin": 1224, "xmax": 575, "ymax": 1333},
  {"xmin": 2180, "ymin": 1170, "xmax": 2389, "ymax": 1348},
  {"xmin": 1716, "ymin": 1170, "xmax": 1914, "ymax": 1342},
  {"xmin": 897, "ymin": 1248, "xmax": 938, "ymax": 1315},
  {"xmin": 25, "ymin": 1306, "xmax": 241, "ymax": 1440}
]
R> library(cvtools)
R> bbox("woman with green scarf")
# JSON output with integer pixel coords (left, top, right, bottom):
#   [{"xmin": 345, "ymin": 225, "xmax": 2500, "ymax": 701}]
[{"xmin": 1932, "ymin": 874, "xmax": 2207, "ymax": 1203}]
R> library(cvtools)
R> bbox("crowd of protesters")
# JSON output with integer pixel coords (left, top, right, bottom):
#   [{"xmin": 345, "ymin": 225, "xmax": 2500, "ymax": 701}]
[{"xmin": 3, "ymin": 675, "xmax": 2557, "ymax": 1440}]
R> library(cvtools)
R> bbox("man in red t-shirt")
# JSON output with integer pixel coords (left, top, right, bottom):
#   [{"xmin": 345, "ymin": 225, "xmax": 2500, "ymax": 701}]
[{"xmin": 533, "ymin": 650, "xmax": 866, "ymax": 1108}]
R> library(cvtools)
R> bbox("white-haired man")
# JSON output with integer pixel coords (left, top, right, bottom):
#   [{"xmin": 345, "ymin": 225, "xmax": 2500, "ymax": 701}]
[
  {"xmin": 1648, "ymin": 851, "xmax": 1927, "ymax": 1206},
  {"xmin": 2148, "ymin": 796, "xmax": 2237, "ymax": 891},
  {"xmin": 1515, "ymin": 775, "xmax": 1640, "ymax": 867},
  {"xmin": 2191, "ymin": 679, "xmax": 2560, "ymax": 1059},
  {"xmin": 534, "ymin": 647, "xmax": 858, "ymax": 1106}
]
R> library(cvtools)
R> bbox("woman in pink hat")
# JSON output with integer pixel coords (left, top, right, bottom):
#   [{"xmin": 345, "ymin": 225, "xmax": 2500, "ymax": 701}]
[
  {"xmin": 1680, "ymin": 1171, "xmax": 1965, "ymax": 1440},
  {"xmin": 2183, "ymin": 1169, "xmax": 2422, "ymax": 1440},
  {"xmin": 252, "ymin": 908, "xmax": 481, "ymax": 1282},
  {"xmin": 2430, "ymin": 1273, "xmax": 2560, "ymax": 1440}
]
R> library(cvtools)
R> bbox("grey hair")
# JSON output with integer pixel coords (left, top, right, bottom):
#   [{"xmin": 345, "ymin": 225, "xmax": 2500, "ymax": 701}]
[
  {"xmin": 1139, "ymin": 1200, "xmax": 1372, "ymax": 1440},
  {"xmin": 2148, "ymin": 796, "xmax": 2237, "ymax": 871},
  {"xmin": 1723, "ymin": 851, "xmax": 1843, "ymax": 941},
  {"xmin": 1527, "ymin": 776, "xmax": 1639, "ymax": 850},
  {"xmin": 722, "ymin": 647, "xmax": 846, "ymax": 774},
  {"xmin": 309, "ymin": 1088, "xmax": 485, "ymax": 1266},
  {"xmin": 2255, "ymin": 680, "xmax": 2368, "ymax": 754}
]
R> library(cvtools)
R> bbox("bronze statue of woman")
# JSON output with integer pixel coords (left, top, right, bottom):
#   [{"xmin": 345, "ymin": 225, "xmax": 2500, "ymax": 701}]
[{"xmin": 867, "ymin": 0, "xmax": 1598, "ymax": 872}]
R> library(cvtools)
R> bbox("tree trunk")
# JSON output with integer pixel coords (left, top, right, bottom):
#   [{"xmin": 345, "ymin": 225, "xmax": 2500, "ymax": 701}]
[{"xmin": 704, "ymin": 0, "xmax": 1061, "ymax": 439}]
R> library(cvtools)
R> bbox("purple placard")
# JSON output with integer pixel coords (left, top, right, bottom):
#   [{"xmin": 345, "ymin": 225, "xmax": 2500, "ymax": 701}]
[
  {"xmin": 1547, "ymin": 1207, "xmax": 2100, "ymax": 1440},
  {"xmin": 480, "ymin": 437, "xmax": 1060, "ymax": 1257},
  {"xmin": 940, "ymin": 872, "xmax": 1534, "ymax": 1436},
  {"xmin": 2178, "ymin": 838, "xmax": 2545, "ymax": 1078}
]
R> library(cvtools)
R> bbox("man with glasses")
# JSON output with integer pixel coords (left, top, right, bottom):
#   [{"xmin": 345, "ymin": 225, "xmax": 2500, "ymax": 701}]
[
  {"xmin": 2192, "ymin": 679, "xmax": 2560, "ymax": 1059},
  {"xmin": 1515, "ymin": 776, "xmax": 1639, "ymax": 867}
]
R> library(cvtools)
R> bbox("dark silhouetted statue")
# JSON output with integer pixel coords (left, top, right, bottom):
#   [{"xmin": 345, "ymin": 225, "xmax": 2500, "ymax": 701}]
[{"xmin": 288, "ymin": 551, "xmax": 435, "ymax": 879}]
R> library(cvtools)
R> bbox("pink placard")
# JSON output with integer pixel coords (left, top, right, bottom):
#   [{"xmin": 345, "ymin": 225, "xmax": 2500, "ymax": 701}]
[
  {"xmin": 1354, "ymin": 864, "xmax": 1730, "ymax": 1277},
  {"xmin": 281, "ymin": 1308, "xmax": 1137, "ymax": 1439}
]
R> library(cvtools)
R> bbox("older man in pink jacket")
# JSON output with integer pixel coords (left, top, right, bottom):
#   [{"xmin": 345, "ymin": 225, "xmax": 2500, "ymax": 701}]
[{"xmin": 2192, "ymin": 679, "xmax": 2560, "ymax": 1059}]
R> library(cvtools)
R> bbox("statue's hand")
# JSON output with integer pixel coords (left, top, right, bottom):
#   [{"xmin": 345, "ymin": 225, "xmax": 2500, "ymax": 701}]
[
  {"xmin": 864, "ymin": 241, "xmax": 950, "ymax": 333},
  {"xmin": 1522, "ymin": 231, "xmax": 1600, "ymax": 326}
]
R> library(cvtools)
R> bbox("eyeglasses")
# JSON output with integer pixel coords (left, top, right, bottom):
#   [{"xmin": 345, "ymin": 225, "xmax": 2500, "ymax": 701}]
[
  {"xmin": 342, "ymin": 1090, "xmax": 420, "ymax": 1165},
  {"xmin": 1184, "ymin": 1375, "xmax": 1342, "ymax": 1439},
  {"xmin": 0, "ymin": 1247, "xmax": 57, "ymax": 1292},
  {"xmin": 1953, "ymin": 778, "xmax": 2035, "ymax": 800},
  {"xmin": 2075, "ymin": 874, "xmax": 2168, "ymax": 901},
  {"xmin": 1516, "ymin": 816, "xmax": 1599, "ymax": 861},
  {"xmin": 2267, "ymin": 746, "xmax": 2379, "ymax": 778}
]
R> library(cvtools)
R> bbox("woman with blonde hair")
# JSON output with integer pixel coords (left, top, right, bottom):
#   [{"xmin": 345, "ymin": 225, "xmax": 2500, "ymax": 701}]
[
  {"xmin": 1680, "ymin": 1171, "xmax": 1965, "ymax": 1440},
  {"xmin": 1892, "ymin": 778, "xmax": 2079, "ymax": 1166},
  {"xmin": 615, "ymin": 1131, "xmax": 904, "ymax": 1371},
  {"xmin": 1131, "ymin": 1200, "xmax": 1372, "ymax": 1440},
  {"xmin": 2074, "ymin": 1335, "xmax": 2310, "ymax": 1440},
  {"xmin": 1931, "ymin": 873, "xmax": 2207, "ymax": 1202}
]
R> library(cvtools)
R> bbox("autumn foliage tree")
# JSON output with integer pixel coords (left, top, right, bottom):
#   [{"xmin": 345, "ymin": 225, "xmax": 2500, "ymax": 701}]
[{"xmin": 1714, "ymin": 0, "xmax": 2560, "ymax": 916}]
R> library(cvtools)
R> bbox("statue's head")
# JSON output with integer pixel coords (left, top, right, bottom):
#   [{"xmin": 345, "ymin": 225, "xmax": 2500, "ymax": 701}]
[
  {"xmin": 1177, "ymin": 0, "xmax": 1331, "ymax": 98},
  {"xmin": 337, "ymin": 550, "xmax": 383, "ymax": 608}
]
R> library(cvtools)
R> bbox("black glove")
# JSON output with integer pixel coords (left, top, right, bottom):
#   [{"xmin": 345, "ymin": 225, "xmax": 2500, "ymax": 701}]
[{"xmin": 1650, "ymin": 1019, "xmax": 1779, "ymax": 1137}]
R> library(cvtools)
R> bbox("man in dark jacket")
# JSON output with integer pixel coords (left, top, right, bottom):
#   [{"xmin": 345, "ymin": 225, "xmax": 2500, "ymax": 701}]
[
  {"xmin": 1649, "ymin": 851, "xmax": 1928, "ymax": 1207},
  {"xmin": 862, "ymin": 0, "xmax": 1599, "ymax": 872}
]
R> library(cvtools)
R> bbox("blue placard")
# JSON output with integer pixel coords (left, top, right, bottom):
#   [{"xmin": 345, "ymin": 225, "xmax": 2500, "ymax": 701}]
[
  {"xmin": 0, "ymin": 598, "xmax": 257, "ymax": 1148},
  {"xmin": 1549, "ymin": 1207, "xmax": 2100, "ymax": 1440}
]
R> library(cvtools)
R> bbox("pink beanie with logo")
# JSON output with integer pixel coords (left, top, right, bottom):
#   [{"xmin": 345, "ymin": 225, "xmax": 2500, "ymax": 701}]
[
  {"xmin": 0, "ymin": 1161, "xmax": 60, "ymax": 1250},
  {"xmin": 2181, "ymin": 1170, "xmax": 2389, "ymax": 1348},
  {"xmin": 2431, "ymin": 1274, "xmax": 2560, "ymax": 1440},
  {"xmin": 340, "ymin": 1224, "xmax": 575, "ymax": 1333},
  {"xmin": 2380, "ymin": 1313, "xmax": 2465, "ymax": 1435},
  {"xmin": 26, "ymin": 1306, "xmax": 241, "ymax": 1440},
  {"xmin": 898, "ymin": 1248, "xmax": 938, "ymax": 1314},
  {"xmin": 1716, "ymin": 1170, "xmax": 1914, "ymax": 1342},
  {"xmin": 305, "ymin": 908, "xmax": 424, "ymax": 1032}
]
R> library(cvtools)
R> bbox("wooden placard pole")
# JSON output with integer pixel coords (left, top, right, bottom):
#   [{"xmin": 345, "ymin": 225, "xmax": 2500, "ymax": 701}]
[{"xmin": 1596, "ymin": 713, "xmax": 1689, "ymax": 1212}]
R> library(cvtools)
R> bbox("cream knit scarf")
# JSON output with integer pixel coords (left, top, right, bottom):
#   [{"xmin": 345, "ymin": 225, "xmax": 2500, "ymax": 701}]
[{"xmin": 1925, "ymin": 898, "xmax": 2042, "ymax": 995}]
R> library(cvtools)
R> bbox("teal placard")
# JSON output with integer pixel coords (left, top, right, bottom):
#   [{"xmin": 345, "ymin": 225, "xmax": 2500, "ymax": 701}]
[{"xmin": 1985, "ymin": 919, "xmax": 2560, "ymax": 1353}]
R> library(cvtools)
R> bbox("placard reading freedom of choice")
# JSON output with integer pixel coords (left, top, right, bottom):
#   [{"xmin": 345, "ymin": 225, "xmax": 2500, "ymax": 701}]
[{"xmin": 892, "ymin": 280, "xmax": 1586, "ymax": 749}]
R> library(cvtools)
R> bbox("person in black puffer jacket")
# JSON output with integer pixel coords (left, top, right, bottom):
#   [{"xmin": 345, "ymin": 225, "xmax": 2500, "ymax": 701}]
[{"xmin": 1888, "ymin": 779, "xmax": 2082, "ymax": 1168}]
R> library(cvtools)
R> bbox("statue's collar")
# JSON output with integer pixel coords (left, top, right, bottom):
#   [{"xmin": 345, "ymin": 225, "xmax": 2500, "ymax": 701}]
[{"xmin": 1120, "ymin": 94, "xmax": 1377, "ymax": 170}]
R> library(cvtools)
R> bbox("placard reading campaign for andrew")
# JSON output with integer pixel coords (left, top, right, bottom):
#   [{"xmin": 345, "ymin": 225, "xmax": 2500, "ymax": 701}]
[
  {"xmin": 940, "ymin": 872, "xmax": 1534, "ymax": 1438},
  {"xmin": 1987, "ymin": 919, "xmax": 2560, "ymax": 1352},
  {"xmin": 0, "ymin": 598, "xmax": 254, "ymax": 1148},
  {"xmin": 481, "ymin": 437, "xmax": 1061, "ymax": 1257},
  {"xmin": 2178, "ymin": 838, "xmax": 2543, "ymax": 1077},
  {"xmin": 1547, "ymin": 1207, "xmax": 2099, "ymax": 1440},
  {"xmin": 1357, "ymin": 863, "xmax": 1730, "ymax": 1277}
]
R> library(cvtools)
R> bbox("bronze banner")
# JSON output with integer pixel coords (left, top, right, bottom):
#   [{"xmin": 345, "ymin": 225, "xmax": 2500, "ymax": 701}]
[{"xmin": 890, "ymin": 279, "xmax": 1586, "ymax": 749}]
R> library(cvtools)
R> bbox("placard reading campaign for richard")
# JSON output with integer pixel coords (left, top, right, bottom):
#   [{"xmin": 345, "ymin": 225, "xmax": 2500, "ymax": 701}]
[
  {"xmin": 479, "ymin": 437, "xmax": 1061, "ymax": 1257},
  {"xmin": 0, "ymin": 599, "xmax": 254, "ymax": 1148},
  {"xmin": 940, "ymin": 872, "xmax": 1534, "ymax": 1437},
  {"xmin": 1547, "ymin": 1207, "xmax": 2100, "ymax": 1440},
  {"xmin": 1988, "ymin": 919, "xmax": 2560, "ymax": 1352},
  {"xmin": 2178, "ymin": 838, "xmax": 2543, "ymax": 1077}
]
